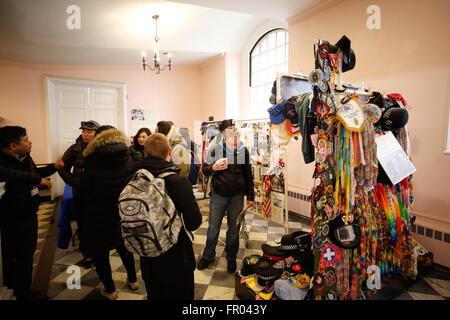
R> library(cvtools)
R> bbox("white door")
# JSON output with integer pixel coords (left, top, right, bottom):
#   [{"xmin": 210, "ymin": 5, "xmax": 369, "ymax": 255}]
[{"xmin": 45, "ymin": 76, "xmax": 127, "ymax": 197}]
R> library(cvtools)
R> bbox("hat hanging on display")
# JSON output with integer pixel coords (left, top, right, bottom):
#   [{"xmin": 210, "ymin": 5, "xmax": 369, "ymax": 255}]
[
  {"xmin": 267, "ymin": 99, "xmax": 286, "ymax": 124},
  {"xmin": 270, "ymin": 121, "xmax": 291, "ymax": 146},
  {"xmin": 387, "ymin": 93, "xmax": 407, "ymax": 108},
  {"xmin": 80, "ymin": 120, "xmax": 100, "ymax": 131},
  {"xmin": 369, "ymin": 92, "xmax": 388, "ymax": 110},
  {"xmin": 374, "ymin": 105, "xmax": 409, "ymax": 131},
  {"xmin": 328, "ymin": 214, "xmax": 361, "ymax": 249},
  {"xmin": 335, "ymin": 35, "xmax": 356, "ymax": 72},
  {"xmin": 282, "ymin": 96, "xmax": 300, "ymax": 127}
]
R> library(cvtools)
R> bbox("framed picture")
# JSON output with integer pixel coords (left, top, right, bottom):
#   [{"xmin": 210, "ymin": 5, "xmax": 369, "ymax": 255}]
[{"xmin": 270, "ymin": 174, "xmax": 285, "ymax": 193}]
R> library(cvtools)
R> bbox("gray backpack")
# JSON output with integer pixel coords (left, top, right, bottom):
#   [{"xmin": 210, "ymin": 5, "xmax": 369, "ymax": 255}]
[{"xmin": 118, "ymin": 169, "xmax": 182, "ymax": 257}]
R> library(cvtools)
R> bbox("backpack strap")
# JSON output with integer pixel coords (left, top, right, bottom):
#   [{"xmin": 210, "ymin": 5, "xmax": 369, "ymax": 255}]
[
  {"xmin": 157, "ymin": 171, "xmax": 177, "ymax": 179},
  {"xmin": 157, "ymin": 170, "xmax": 194, "ymax": 243}
]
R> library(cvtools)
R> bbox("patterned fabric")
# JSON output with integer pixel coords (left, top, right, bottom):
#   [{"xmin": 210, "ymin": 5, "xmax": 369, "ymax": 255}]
[{"xmin": 118, "ymin": 169, "xmax": 182, "ymax": 257}]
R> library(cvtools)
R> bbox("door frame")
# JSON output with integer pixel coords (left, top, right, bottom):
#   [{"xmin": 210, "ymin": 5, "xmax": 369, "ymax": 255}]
[{"xmin": 44, "ymin": 75, "xmax": 127, "ymax": 198}]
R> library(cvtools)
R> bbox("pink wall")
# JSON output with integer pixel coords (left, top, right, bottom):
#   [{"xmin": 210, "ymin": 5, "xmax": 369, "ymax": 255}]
[
  {"xmin": 287, "ymin": 0, "xmax": 450, "ymax": 265},
  {"xmin": 199, "ymin": 54, "xmax": 226, "ymax": 122},
  {"xmin": 0, "ymin": 61, "xmax": 202, "ymax": 163}
]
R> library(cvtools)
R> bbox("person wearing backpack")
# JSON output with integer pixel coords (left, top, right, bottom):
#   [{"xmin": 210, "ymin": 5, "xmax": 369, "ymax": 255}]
[
  {"xmin": 131, "ymin": 133, "xmax": 202, "ymax": 300},
  {"xmin": 78, "ymin": 127, "xmax": 138, "ymax": 300}
]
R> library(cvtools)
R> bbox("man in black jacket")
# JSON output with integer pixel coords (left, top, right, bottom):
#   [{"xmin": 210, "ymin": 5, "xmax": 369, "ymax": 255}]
[
  {"xmin": 0, "ymin": 126, "xmax": 63, "ymax": 300},
  {"xmin": 57, "ymin": 120, "xmax": 99, "ymax": 267},
  {"xmin": 136, "ymin": 133, "xmax": 202, "ymax": 300},
  {"xmin": 197, "ymin": 126, "xmax": 254, "ymax": 273}
]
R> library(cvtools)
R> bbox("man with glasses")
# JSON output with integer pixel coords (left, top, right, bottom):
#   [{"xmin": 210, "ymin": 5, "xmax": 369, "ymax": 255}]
[{"xmin": 197, "ymin": 126, "xmax": 254, "ymax": 273}]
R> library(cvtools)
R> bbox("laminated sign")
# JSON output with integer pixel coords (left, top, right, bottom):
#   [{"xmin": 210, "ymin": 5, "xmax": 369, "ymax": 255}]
[
  {"xmin": 334, "ymin": 97, "xmax": 365, "ymax": 132},
  {"xmin": 375, "ymin": 131, "xmax": 416, "ymax": 185}
]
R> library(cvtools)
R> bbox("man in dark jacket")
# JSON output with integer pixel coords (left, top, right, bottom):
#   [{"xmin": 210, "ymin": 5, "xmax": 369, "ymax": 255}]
[
  {"xmin": 0, "ymin": 126, "xmax": 63, "ymax": 300},
  {"xmin": 197, "ymin": 126, "xmax": 254, "ymax": 273},
  {"xmin": 137, "ymin": 133, "xmax": 202, "ymax": 300},
  {"xmin": 57, "ymin": 120, "xmax": 99, "ymax": 267}
]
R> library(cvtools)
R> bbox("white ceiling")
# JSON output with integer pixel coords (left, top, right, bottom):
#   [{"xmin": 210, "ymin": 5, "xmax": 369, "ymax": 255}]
[{"xmin": 0, "ymin": 0, "xmax": 321, "ymax": 65}]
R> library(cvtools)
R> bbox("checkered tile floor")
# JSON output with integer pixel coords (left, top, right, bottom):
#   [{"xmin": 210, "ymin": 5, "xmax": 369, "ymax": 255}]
[
  {"xmin": 32, "ymin": 202, "xmax": 55, "ymax": 280},
  {"xmin": 32, "ymin": 199, "xmax": 450, "ymax": 300}
]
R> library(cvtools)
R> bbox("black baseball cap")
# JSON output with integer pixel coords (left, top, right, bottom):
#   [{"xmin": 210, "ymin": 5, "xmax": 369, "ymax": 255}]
[{"xmin": 80, "ymin": 120, "xmax": 100, "ymax": 131}]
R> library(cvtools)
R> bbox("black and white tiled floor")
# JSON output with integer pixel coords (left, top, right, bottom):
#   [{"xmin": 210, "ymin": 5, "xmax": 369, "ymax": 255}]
[{"xmin": 32, "ymin": 199, "xmax": 450, "ymax": 300}]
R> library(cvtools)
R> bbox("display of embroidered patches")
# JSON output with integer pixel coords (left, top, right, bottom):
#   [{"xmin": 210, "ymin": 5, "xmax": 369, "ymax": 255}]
[{"xmin": 319, "ymin": 243, "xmax": 342, "ymax": 267}]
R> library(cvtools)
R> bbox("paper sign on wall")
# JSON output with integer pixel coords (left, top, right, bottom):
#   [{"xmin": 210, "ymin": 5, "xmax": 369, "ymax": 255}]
[{"xmin": 375, "ymin": 131, "xmax": 416, "ymax": 185}]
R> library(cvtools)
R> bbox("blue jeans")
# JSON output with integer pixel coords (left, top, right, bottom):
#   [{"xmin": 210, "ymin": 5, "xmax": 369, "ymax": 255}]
[{"xmin": 202, "ymin": 192, "xmax": 244, "ymax": 262}]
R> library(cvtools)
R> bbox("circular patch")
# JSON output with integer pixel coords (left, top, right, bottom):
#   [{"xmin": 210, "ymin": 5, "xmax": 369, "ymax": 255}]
[
  {"xmin": 313, "ymin": 235, "xmax": 323, "ymax": 249},
  {"xmin": 319, "ymin": 44, "xmax": 329, "ymax": 58},
  {"xmin": 327, "ymin": 194, "xmax": 335, "ymax": 207},
  {"xmin": 321, "ymin": 224, "xmax": 330, "ymax": 237},
  {"xmin": 315, "ymin": 177, "xmax": 322, "ymax": 187},
  {"xmin": 319, "ymin": 243, "xmax": 342, "ymax": 268},
  {"xmin": 308, "ymin": 69, "xmax": 323, "ymax": 85}
]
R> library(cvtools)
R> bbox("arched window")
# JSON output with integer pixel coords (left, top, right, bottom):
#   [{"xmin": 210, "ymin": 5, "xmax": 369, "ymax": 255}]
[{"xmin": 249, "ymin": 29, "xmax": 289, "ymax": 118}]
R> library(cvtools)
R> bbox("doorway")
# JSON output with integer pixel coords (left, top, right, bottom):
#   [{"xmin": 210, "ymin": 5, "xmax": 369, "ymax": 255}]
[{"xmin": 45, "ymin": 76, "xmax": 127, "ymax": 197}]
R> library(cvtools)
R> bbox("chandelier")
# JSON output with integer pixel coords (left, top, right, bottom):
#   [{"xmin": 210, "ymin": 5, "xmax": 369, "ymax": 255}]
[{"xmin": 141, "ymin": 15, "xmax": 172, "ymax": 74}]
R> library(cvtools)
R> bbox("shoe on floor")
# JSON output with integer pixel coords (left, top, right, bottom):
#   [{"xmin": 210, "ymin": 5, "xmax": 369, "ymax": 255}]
[
  {"xmin": 81, "ymin": 258, "xmax": 94, "ymax": 269},
  {"xmin": 227, "ymin": 260, "xmax": 236, "ymax": 273},
  {"xmin": 197, "ymin": 258, "xmax": 214, "ymax": 270},
  {"xmin": 127, "ymin": 278, "xmax": 139, "ymax": 290},
  {"xmin": 101, "ymin": 288, "xmax": 119, "ymax": 300}
]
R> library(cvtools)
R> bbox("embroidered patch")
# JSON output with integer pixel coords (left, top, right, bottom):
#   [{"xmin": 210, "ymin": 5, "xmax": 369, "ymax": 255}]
[
  {"xmin": 320, "ymin": 243, "xmax": 342, "ymax": 267},
  {"xmin": 324, "ymin": 270, "xmax": 336, "ymax": 286}
]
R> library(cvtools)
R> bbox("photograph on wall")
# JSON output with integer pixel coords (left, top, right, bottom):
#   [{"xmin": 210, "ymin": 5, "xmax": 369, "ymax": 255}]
[
  {"xmin": 131, "ymin": 108, "xmax": 145, "ymax": 121},
  {"xmin": 129, "ymin": 107, "xmax": 158, "ymax": 137}
]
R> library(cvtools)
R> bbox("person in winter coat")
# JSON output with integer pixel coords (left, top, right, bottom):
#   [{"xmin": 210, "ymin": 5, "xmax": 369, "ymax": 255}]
[
  {"xmin": 78, "ymin": 127, "xmax": 138, "ymax": 300},
  {"xmin": 58, "ymin": 120, "xmax": 100, "ymax": 268},
  {"xmin": 0, "ymin": 126, "xmax": 64, "ymax": 300},
  {"xmin": 197, "ymin": 126, "xmax": 254, "ymax": 273},
  {"xmin": 156, "ymin": 121, "xmax": 191, "ymax": 179},
  {"xmin": 129, "ymin": 127, "xmax": 151, "ymax": 162},
  {"xmin": 136, "ymin": 133, "xmax": 202, "ymax": 300}
]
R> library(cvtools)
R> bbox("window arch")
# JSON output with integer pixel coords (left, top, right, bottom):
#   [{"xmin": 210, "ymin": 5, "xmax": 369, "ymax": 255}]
[{"xmin": 249, "ymin": 28, "xmax": 289, "ymax": 118}]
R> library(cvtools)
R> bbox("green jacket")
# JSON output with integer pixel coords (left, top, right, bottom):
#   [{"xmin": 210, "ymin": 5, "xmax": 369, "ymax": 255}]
[{"xmin": 295, "ymin": 93, "xmax": 315, "ymax": 164}]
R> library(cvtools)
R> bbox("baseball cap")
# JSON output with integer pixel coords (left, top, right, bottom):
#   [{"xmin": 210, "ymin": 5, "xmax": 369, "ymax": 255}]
[
  {"xmin": 267, "ymin": 99, "xmax": 286, "ymax": 124},
  {"xmin": 80, "ymin": 120, "xmax": 100, "ymax": 131}
]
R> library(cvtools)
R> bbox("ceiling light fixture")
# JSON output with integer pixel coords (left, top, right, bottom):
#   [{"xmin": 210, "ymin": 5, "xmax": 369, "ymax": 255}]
[{"xmin": 141, "ymin": 15, "xmax": 172, "ymax": 74}]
